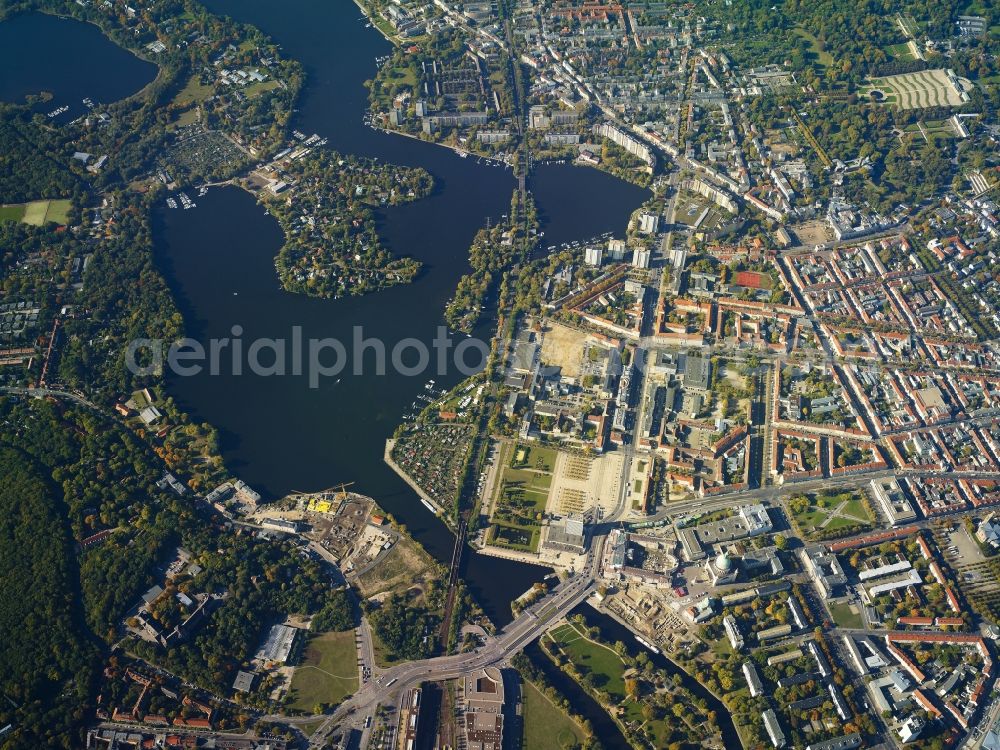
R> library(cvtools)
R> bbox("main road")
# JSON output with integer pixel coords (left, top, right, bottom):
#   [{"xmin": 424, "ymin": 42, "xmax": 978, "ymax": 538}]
[
  {"xmin": 308, "ymin": 432, "xmax": 635, "ymax": 748},
  {"xmin": 307, "ymin": 533, "xmax": 607, "ymax": 747}
]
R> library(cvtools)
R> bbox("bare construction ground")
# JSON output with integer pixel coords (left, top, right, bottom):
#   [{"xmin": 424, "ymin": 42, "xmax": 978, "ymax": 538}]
[
  {"xmin": 539, "ymin": 321, "xmax": 588, "ymax": 379},
  {"xmin": 788, "ymin": 219, "xmax": 835, "ymax": 247}
]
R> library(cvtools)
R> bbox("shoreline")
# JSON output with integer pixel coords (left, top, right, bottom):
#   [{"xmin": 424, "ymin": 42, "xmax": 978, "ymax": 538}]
[
  {"xmin": 36, "ymin": 7, "xmax": 170, "ymax": 109},
  {"xmin": 372, "ymin": 121, "xmax": 516, "ymax": 167},
  {"xmin": 351, "ymin": 0, "xmax": 398, "ymax": 46},
  {"xmin": 383, "ymin": 438, "xmax": 448, "ymax": 518}
]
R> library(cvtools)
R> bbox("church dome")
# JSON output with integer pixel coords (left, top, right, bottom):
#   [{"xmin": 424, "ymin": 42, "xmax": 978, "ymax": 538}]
[{"xmin": 714, "ymin": 552, "xmax": 733, "ymax": 573}]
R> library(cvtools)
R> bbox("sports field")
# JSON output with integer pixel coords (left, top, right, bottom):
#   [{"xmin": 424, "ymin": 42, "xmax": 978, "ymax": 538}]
[
  {"xmin": 288, "ymin": 630, "xmax": 358, "ymax": 711},
  {"xmin": 865, "ymin": 69, "xmax": 969, "ymax": 110},
  {"xmin": 0, "ymin": 199, "xmax": 72, "ymax": 226}
]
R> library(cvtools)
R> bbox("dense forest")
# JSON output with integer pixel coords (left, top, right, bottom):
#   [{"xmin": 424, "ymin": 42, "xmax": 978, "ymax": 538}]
[
  {"xmin": 0, "ymin": 114, "xmax": 81, "ymax": 203},
  {"xmin": 0, "ymin": 394, "xmax": 355, "ymax": 742},
  {"xmin": 367, "ymin": 594, "xmax": 439, "ymax": 662},
  {"xmin": 0, "ymin": 445, "xmax": 99, "ymax": 749}
]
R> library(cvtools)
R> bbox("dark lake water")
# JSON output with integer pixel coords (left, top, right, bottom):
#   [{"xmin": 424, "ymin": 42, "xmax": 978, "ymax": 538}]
[
  {"xmin": 0, "ymin": 11, "xmax": 156, "ymax": 121},
  {"xmin": 0, "ymin": 2, "xmax": 650, "ymax": 626}
]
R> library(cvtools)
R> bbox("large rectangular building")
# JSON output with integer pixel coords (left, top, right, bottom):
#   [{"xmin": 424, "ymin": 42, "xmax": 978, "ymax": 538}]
[
  {"xmin": 461, "ymin": 667, "xmax": 505, "ymax": 750},
  {"xmin": 763, "ymin": 709, "xmax": 786, "ymax": 748}
]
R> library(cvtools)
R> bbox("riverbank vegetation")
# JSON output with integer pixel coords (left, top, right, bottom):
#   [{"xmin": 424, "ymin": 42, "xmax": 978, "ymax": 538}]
[
  {"xmin": 511, "ymin": 653, "xmax": 595, "ymax": 750},
  {"xmin": 446, "ymin": 190, "xmax": 538, "ymax": 332}
]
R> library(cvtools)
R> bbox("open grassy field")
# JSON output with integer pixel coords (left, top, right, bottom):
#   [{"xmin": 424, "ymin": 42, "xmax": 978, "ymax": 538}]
[
  {"xmin": 547, "ymin": 621, "xmax": 626, "ymax": 699},
  {"xmin": 174, "ymin": 108, "xmax": 201, "ymax": 127},
  {"xmin": 488, "ymin": 442, "xmax": 556, "ymax": 552},
  {"xmin": 885, "ymin": 42, "xmax": 917, "ymax": 60},
  {"xmin": 0, "ymin": 199, "xmax": 71, "ymax": 226},
  {"xmin": 521, "ymin": 679, "xmax": 586, "ymax": 750},
  {"xmin": 828, "ymin": 601, "xmax": 863, "ymax": 629},
  {"xmin": 288, "ymin": 630, "xmax": 358, "ymax": 711},
  {"xmin": 173, "ymin": 75, "xmax": 214, "ymax": 107},
  {"xmin": 0, "ymin": 205, "xmax": 26, "ymax": 222},
  {"xmin": 511, "ymin": 443, "xmax": 558, "ymax": 473},
  {"xmin": 787, "ymin": 491, "xmax": 873, "ymax": 540},
  {"xmin": 791, "ymin": 27, "xmax": 834, "ymax": 67},
  {"xmin": 246, "ymin": 79, "xmax": 281, "ymax": 98}
]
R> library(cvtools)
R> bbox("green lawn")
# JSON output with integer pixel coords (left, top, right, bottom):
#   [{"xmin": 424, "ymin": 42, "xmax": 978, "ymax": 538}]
[
  {"xmin": 510, "ymin": 443, "xmax": 558, "ymax": 473},
  {"xmin": 824, "ymin": 514, "xmax": 865, "ymax": 532},
  {"xmin": 22, "ymin": 201, "xmax": 48, "ymax": 225},
  {"xmin": 489, "ymin": 522, "xmax": 540, "ymax": 552},
  {"xmin": 246, "ymin": 79, "xmax": 281, "ymax": 99},
  {"xmin": 545, "ymin": 620, "xmax": 678, "ymax": 744},
  {"xmin": 174, "ymin": 108, "xmax": 201, "ymax": 127},
  {"xmin": 0, "ymin": 199, "xmax": 71, "ymax": 226},
  {"xmin": 172, "ymin": 74, "xmax": 214, "ymax": 107},
  {"xmin": 521, "ymin": 679, "xmax": 586, "ymax": 749},
  {"xmin": 488, "ymin": 445, "xmax": 554, "ymax": 553},
  {"xmin": 885, "ymin": 42, "xmax": 915, "ymax": 60},
  {"xmin": 842, "ymin": 499, "xmax": 870, "ymax": 519},
  {"xmin": 504, "ymin": 467, "xmax": 552, "ymax": 493},
  {"xmin": 791, "ymin": 27, "xmax": 834, "ymax": 67},
  {"xmin": 547, "ymin": 621, "xmax": 626, "ymax": 699},
  {"xmin": 791, "ymin": 491, "xmax": 873, "ymax": 538},
  {"xmin": 828, "ymin": 601, "xmax": 863, "ymax": 629},
  {"xmin": 0, "ymin": 205, "xmax": 26, "ymax": 222},
  {"xmin": 288, "ymin": 630, "xmax": 358, "ymax": 711},
  {"xmin": 43, "ymin": 199, "xmax": 71, "ymax": 225}
]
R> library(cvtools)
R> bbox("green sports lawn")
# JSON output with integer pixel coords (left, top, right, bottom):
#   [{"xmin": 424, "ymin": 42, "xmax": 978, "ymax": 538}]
[
  {"xmin": 288, "ymin": 630, "xmax": 358, "ymax": 711},
  {"xmin": 0, "ymin": 199, "xmax": 71, "ymax": 226},
  {"xmin": 828, "ymin": 601, "xmax": 864, "ymax": 629},
  {"xmin": 0, "ymin": 205, "xmax": 26, "ymax": 222}
]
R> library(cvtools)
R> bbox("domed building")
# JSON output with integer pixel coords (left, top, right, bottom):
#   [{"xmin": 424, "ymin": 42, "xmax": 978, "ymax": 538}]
[{"xmin": 708, "ymin": 549, "xmax": 739, "ymax": 585}]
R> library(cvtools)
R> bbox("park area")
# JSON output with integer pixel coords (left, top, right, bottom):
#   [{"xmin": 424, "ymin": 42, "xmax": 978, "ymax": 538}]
[
  {"xmin": 521, "ymin": 679, "xmax": 587, "ymax": 750},
  {"xmin": 545, "ymin": 619, "xmax": 685, "ymax": 747},
  {"xmin": 0, "ymin": 199, "xmax": 71, "ymax": 226},
  {"xmin": 487, "ymin": 443, "xmax": 557, "ymax": 553},
  {"xmin": 787, "ymin": 491, "xmax": 874, "ymax": 540},
  {"xmin": 864, "ymin": 69, "xmax": 970, "ymax": 109},
  {"xmin": 288, "ymin": 630, "xmax": 358, "ymax": 712},
  {"xmin": 546, "ymin": 620, "xmax": 626, "ymax": 696}
]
